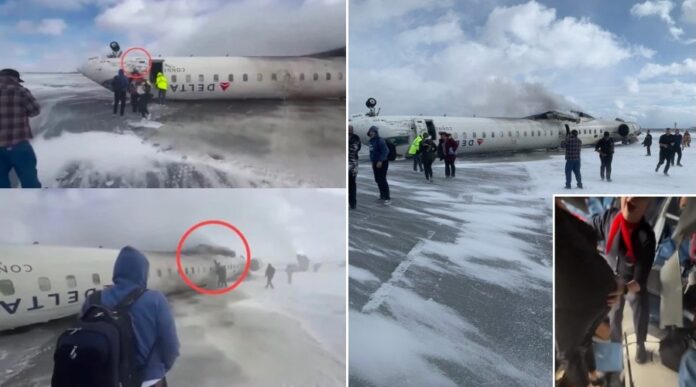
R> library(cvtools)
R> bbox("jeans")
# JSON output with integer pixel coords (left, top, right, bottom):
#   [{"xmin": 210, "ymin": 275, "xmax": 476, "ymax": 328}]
[
  {"xmin": 423, "ymin": 159, "xmax": 434, "ymax": 180},
  {"xmin": 372, "ymin": 161, "xmax": 390, "ymax": 200},
  {"xmin": 609, "ymin": 288, "xmax": 649, "ymax": 345},
  {"xmin": 445, "ymin": 159, "xmax": 455, "ymax": 177},
  {"xmin": 646, "ymin": 144, "xmax": 651, "ymax": 155},
  {"xmin": 113, "ymin": 91, "xmax": 126, "ymax": 116},
  {"xmin": 565, "ymin": 159, "xmax": 582, "ymax": 187},
  {"xmin": 158, "ymin": 89, "xmax": 166, "ymax": 104},
  {"xmin": 412, "ymin": 154, "xmax": 423, "ymax": 171},
  {"xmin": 349, "ymin": 171, "xmax": 357, "ymax": 208},
  {"xmin": 0, "ymin": 140, "xmax": 42, "ymax": 188},
  {"xmin": 657, "ymin": 151, "xmax": 671, "ymax": 173},
  {"xmin": 600, "ymin": 155, "xmax": 612, "ymax": 179},
  {"xmin": 139, "ymin": 95, "xmax": 150, "ymax": 117},
  {"xmin": 676, "ymin": 147, "xmax": 683, "ymax": 165}
]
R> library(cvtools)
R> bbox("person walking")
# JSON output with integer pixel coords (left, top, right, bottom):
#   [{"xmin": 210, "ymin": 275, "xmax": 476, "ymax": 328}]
[
  {"xmin": 444, "ymin": 133, "xmax": 459, "ymax": 178},
  {"xmin": 0, "ymin": 68, "xmax": 42, "ymax": 188},
  {"xmin": 138, "ymin": 81, "xmax": 152, "ymax": 119},
  {"xmin": 367, "ymin": 126, "xmax": 390, "ymax": 205},
  {"xmin": 348, "ymin": 125, "xmax": 361, "ymax": 210},
  {"xmin": 111, "ymin": 69, "xmax": 129, "ymax": 116},
  {"xmin": 407, "ymin": 132, "xmax": 424, "ymax": 172},
  {"xmin": 595, "ymin": 131, "xmax": 614, "ymax": 182},
  {"xmin": 155, "ymin": 72, "xmax": 168, "ymax": 105},
  {"xmin": 656, "ymin": 128, "xmax": 673, "ymax": 176},
  {"xmin": 684, "ymin": 130, "xmax": 691, "ymax": 148},
  {"xmin": 420, "ymin": 133, "xmax": 437, "ymax": 182},
  {"xmin": 265, "ymin": 264, "xmax": 276, "ymax": 289},
  {"xmin": 562, "ymin": 130, "xmax": 583, "ymax": 189},
  {"xmin": 642, "ymin": 130, "xmax": 652, "ymax": 156},
  {"xmin": 673, "ymin": 128, "xmax": 683, "ymax": 167}
]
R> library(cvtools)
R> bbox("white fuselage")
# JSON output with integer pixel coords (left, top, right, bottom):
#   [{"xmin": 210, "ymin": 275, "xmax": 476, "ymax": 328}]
[
  {"xmin": 80, "ymin": 55, "xmax": 345, "ymax": 99},
  {"xmin": 0, "ymin": 245, "xmax": 245, "ymax": 331},
  {"xmin": 350, "ymin": 114, "xmax": 641, "ymax": 156}
]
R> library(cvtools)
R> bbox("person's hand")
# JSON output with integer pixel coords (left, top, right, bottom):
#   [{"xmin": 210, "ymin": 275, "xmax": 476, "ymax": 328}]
[
  {"xmin": 607, "ymin": 279, "xmax": 624, "ymax": 306},
  {"xmin": 376, "ymin": 161, "xmax": 382, "ymax": 168},
  {"xmin": 627, "ymin": 280, "xmax": 641, "ymax": 293}
]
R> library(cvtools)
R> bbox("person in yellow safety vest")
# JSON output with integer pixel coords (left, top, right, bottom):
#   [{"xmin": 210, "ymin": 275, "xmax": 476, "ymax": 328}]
[
  {"xmin": 155, "ymin": 72, "xmax": 168, "ymax": 105},
  {"xmin": 408, "ymin": 133, "xmax": 424, "ymax": 172}
]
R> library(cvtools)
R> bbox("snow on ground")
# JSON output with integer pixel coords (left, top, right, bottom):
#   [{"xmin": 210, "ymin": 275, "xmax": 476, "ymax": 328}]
[
  {"xmin": 18, "ymin": 73, "xmax": 345, "ymax": 188},
  {"xmin": 0, "ymin": 266, "xmax": 346, "ymax": 387}
]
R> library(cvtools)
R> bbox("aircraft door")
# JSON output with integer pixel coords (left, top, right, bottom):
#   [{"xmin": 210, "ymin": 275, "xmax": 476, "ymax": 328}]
[
  {"xmin": 412, "ymin": 119, "xmax": 427, "ymax": 142},
  {"xmin": 424, "ymin": 120, "xmax": 438, "ymax": 140}
]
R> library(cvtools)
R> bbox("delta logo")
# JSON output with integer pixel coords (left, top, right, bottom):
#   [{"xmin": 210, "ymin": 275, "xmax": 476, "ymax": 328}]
[
  {"xmin": 477, "ymin": 138, "xmax": 484, "ymax": 145},
  {"xmin": 220, "ymin": 82, "xmax": 230, "ymax": 91}
]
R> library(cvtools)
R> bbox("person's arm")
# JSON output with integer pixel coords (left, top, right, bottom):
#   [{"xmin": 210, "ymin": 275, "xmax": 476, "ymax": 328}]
[
  {"xmin": 591, "ymin": 209, "xmax": 612, "ymax": 242},
  {"xmin": 379, "ymin": 139, "xmax": 389, "ymax": 162},
  {"xmin": 594, "ymin": 141, "xmax": 601, "ymax": 152},
  {"xmin": 634, "ymin": 231, "xmax": 657, "ymax": 287},
  {"xmin": 22, "ymin": 89, "xmax": 41, "ymax": 117},
  {"xmin": 156, "ymin": 293, "xmax": 180, "ymax": 371}
]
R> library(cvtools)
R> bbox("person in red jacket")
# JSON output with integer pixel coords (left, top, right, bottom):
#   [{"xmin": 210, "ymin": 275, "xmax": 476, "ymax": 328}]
[{"xmin": 444, "ymin": 133, "xmax": 459, "ymax": 178}]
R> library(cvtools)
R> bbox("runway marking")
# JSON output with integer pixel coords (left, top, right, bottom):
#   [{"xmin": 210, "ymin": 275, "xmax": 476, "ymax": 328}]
[{"xmin": 361, "ymin": 231, "xmax": 435, "ymax": 314}]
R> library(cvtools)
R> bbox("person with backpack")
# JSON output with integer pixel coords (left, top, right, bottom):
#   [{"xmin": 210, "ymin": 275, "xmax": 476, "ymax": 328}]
[
  {"xmin": 642, "ymin": 130, "xmax": 652, "ymax": 156},
  {"xmin": 420, "ymin": 133, "xmax": 437, "ymax": 182},
  {"xmin": 52, "ymin": 246, "xmax": 180, "ymax": 387},
  {"xmin": 594, "ymin": 131, "xmax": 614, "ymax": 182},
  {"xmin": 111, "ymin": 69, "xmax": 129, "ymax": 117},
  {"xmin": 265, "ymin": 263, "xmax": 276, "ymax": 289},
  {"xmin": 367, "ymin": 126, "xmax": 390, "ymax": 204},
  {"xmin": 444, "ymin": 133, "xmax": 459, "ymax": 178},
  {"xmin": 407, "ymin": 132, "xmax": 424, "ymax": 172}
]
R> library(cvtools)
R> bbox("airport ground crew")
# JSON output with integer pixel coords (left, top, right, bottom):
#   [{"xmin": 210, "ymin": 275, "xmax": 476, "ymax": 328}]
[
  {"xmin": 562, "ymin": 130, "xmax": 582, "ymax": 189},
  {"xmin": 0, "ymin": 69, "xmax": 41, "ymax": 188},
  {"xmin": 111, "ymin": 69, "xmax": 129, "ymax": 116},
  {"xmin": 420, "ymin": 133, "xmax": 437, "ymax": 182},
  {"xmin": 655, "ymin": 128, "xmax": 673, "ymax": 175},
  {"xmin": 368, "ymin": 126, "xmax": 390, "ymax": 204},
  {"xmin": 80, "ymin": 246, "xmax": 180, "ymax": 387},
  {"xmin": 444, "ymin": 133, "xmax": 459, "ymax": 178},
  {"xmin": 642, "ymin": 130, "xmax": 652, "ymax": 156},
  {"xmin": 265, "ymin": 264, "xmax": 276, "ymax": 289},
  {"xmin": 408, "ymin": 133, "xmax": 424, "ymax": 172},
  {"xmin": 591, "ymin": 198, "xmax": 655, "ymax": 365},
  {"xmin": 595, "ymin": 131, "xmax": 614, "ymax": 182},
  {"xmin": 156, "ymin": 72, "xmax": 168, "ymax": 105},
  {"xmin": 348, "ymin": 125, "xmax": 361, "ymax": 210},
  {"xmin": 673, "ymin": 129, "xmax": 683, "ymax": 167}
]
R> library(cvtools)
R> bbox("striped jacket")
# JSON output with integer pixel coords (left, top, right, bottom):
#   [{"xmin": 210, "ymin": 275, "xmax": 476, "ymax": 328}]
[{"xmin": 0, "ymin": 76, "xmax": 40, "ymax": 147}]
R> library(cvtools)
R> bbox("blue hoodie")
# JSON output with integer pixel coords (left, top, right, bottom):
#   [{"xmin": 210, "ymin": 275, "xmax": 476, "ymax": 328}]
[
  {"xmin": 111, "ymin": 70, "xmax": 129, "ymax": 92},
  {"xmin": 82, "ymin": 246, "xmax": 180, "ymax": 382},
  {"xmin": 367, "ymin": 126, "xmax": 389, "ymax": 163}
]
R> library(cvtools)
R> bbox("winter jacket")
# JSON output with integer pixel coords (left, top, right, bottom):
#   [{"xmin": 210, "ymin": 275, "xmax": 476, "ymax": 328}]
[
  {"xmin": 368, "ymin": 127, "xmax": 389, "ymax": 163},
  {"xmin": 594, "ymin": 137, "xmax": 614, "ymax": 156},
  {"xmin": 659, "ymin": 134, "xmax": 674, "ymax": 153},
  {"xmin": 444, "ymin": 138, "xmax": 459, "ymax": 162},
  {"xmin": 81, "ymin": 246, "xmax": 180, "ymax": 382},
  {"xmin": 407, "ymin": 135, "xmax": 423, "ymax": 155},
  {"xmin": 420, "ymin": 139, "xmax": 437, "ymax": 163},
  {"xmin": 349, "ymin": 133, "xmax": 361, "ymax": 176},
  {"xmin": 155, "ymin": 72, "xmax": 168, "ymax": 91},
  {"xmin": 642, "ymin": 134, "xmax": 652, "ymax": 146},
  {"xmin": 111, "ymin": 70, "xmax": 129, "ymax": 93}
]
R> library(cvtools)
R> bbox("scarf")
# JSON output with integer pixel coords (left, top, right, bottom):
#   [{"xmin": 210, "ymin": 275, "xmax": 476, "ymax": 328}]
[{"xmin": 606, "ymin": 212, "xmax": 638, "ymax": 264}]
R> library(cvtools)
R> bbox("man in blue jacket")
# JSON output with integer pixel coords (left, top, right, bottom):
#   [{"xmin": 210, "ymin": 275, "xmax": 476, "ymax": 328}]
[
  {"xmin": 111, "ymin": 69, "xmax": 129, "ymax": 116},
  {"xmin": 82, "ymin": 246, "xmax": 180, "ymax": 387},
  {"xmin": 368, "ymin": 126, "xmax": 390, "ymax": 204}
]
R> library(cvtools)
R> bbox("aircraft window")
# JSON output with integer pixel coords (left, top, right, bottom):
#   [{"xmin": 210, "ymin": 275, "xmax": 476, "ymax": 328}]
[
  {"xmin": 185, "ymin": 267, "xmax": 189, "ymax": 275},
  {"xmin": 66, "ymin": 275, "xmax": 77, "ymax": 289},
  {"xmin": 491, "ymin": 132, "xmax": 495, "ymax": 138},
  {"xmin": 185, "ymin": 74, "xmax": 191, "ymax": 83},
  {"xmin": 326, "ymin": 72, "xmax": 331, "ymax": 80},
  {"xmin": 472, "ymin": 132, "xmax": 476, "ymax": 138},
  {"xmin": 271, "ymin": 73, "xmax": 277, "ymax": 81},
  {"xmin": 508, "ymin": 131, "xmax": 512, "ymax": 137},
  {"xmin": 0, "ymin": 279, "xmax": 14, "ymax": 296},
  {"xmin": 243, "ymin": 74, "xmax": 248, "ymax": 82},
  {"xmin": 299, "ymin": 73, "xmax": 305, "ymax": 81},
  {"xmin": 39, "ymin": 277, "xmax": 51, "ymax": 291},
  {"xmin": 213, "ymin": 74, "xmax": 219, "ymax": 82},
  {"xmin": 499, "ymin": 131, "xmax": 503, "ymax": 138},
  {"xmin": 338, "ymin": 72, "xmax": 343, "ymax": 80},
  {"xmin": 313, "ymin": 73, "xmax": 319, "ymax": 81},
  {"xmin": 256, "ymin": 73, "xmax": 262, "ymax": 82},
  {"xmin": 157, "ymin": 269, "xmax": 162, "ymax": 278},
  {"xmin": 92, "ymin": 274, "xmax": 100, "ymax": 285},
  {"xmin": 171, "ymin": 75, "xmax": 177, "ymax": 83},
  {"xmin": 531, "ymin": 131, "xmax": 534, "ymax": 137},
  {"xmin": 168, "ymin": 268, "xmax": 173, "ymax": 277},
  {"xmin": 583, "ymin": 130, "xmax": 587, "ymax": 134},
  {"xmin": 538, "ymin": 130, "xmax": 541, "ymax": 136},
  {"xmin": 516, "ymin": 131, "xmax": 520, "ymax": 137},
  {"xmin": 524, "ymin": 131, "xmax": 527, "ymax": 137},
  {"xmin": 198, "ymin": 74, "xmax": 204, "ymax": 82},
  {"xmin": 228, "ymin": 74, "xmax": 233, "ymax": 82},
  {"xmin": 462, "ymin": 132, "xmax": 467, "ymax": 139},
  {"xmin": 482, "ymin": 132, "xmax": 486, "ymax": 138}
]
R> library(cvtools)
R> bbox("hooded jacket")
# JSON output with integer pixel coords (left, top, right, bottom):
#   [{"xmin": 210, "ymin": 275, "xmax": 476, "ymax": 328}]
[
  {"xmin": 367, "ymin": 126, "xmax": 388, "ymax": 163},
  {"xmin": 155, "ymin": 73, "xmax": 168, "ymax": 91},
  {"xmin": 81, "ymin": 246, "xmax": 180, "ymax": 382},
  {"xmin": 407, "ymin": 135, "xmax": 422, "ymax": 155},
  {"xmin": 111, "ymin": 70, "xmax": 129, "ymax": 93}
]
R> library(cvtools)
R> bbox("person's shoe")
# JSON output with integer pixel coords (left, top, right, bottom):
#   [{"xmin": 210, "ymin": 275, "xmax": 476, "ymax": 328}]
[
  {"xmin": 655, "ymin": 166, "xmax": 659, "ymax": 172},
  {"xmin": 664, "ymin": 171, "xmax": 669, "ymax": 176},
  {"xmin": 590, "ymin": 375, "xmax": 606, "ymax": 386},
  {"xmin": 635, "ymin": 344, "xmax": 648, "ymax": 364},
  {"xmin": 350, "ymin": 205, "xmax": 356, "ymax": 210},
  {"xmin": 577, "ymin": 184, "xmax": 583, "ymax": 189},
  {"xmin": 601, "ymin": 177, "xmax": 604, "ymax": 181},
  {"xmin": 564, "ymin": 185, "xmax": 571, "ymax": 189},
  {"xmin": 383, "ymin": 200, "xmax": 392, "ymax": 205},
  {"xmin": 607, "ymin": 178, "xmax": 612, "ymax": 182},
  {"xmin": 678, "ymin": 164, "xmax": 683, "ymax": 167}
]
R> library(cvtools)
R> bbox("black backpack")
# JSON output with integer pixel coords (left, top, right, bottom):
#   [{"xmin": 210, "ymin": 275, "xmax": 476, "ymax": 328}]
[
  {"xmin": 659, "ymin": 329, "xmax": 691, "ymax": 372},
  {"xmin": 385, "ymin": 139, "xmax": 397, "ymax": 161},
  {"xmin": 52, "ymin": 288, "xmax": 148, "ymax": 387}
]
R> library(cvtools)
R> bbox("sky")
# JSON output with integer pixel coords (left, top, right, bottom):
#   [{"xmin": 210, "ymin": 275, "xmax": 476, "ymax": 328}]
[
  {"xmin": 350, "ymin": 0, "xmax": 696, "ymax": 128},
  {"xmin": 0, "ymin": 189, "xmax": 346, "ymax": 263},
  {"xmin": 0, "ymin": 0, "xmax": 346, "ymax": 72}
]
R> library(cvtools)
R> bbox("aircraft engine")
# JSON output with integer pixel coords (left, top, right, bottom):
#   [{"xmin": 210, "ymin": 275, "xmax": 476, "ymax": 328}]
[{"xmin": 618, "ymin": 123, "xmax": 629, "ymax": 137}]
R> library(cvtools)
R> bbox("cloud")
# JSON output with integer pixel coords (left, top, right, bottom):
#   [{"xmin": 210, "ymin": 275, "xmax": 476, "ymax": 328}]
[
  {"xmin": 638, "ymin": 58, "xmax": 696, "ymax": 79},
  {"xmin": 625, "ymin": 76, "xmax": 641, "ymax": 93},
  {"xmin": 683, "ymin": 0, "xmax": 696, "ymax": 23},
  {"xmin": 396, "ymin": 12, "xmax": 465, "ymax": 48},
  {"xmin": 630, "ymin": 0, "xmax": 685, "ymax": 39},
  {"xmin": 350, "ymin": 0, "xmax": 452, "ymax": 26},
  {"xmin": 15, "ymin": 18, "xmax": 68, "ymax": 36}
]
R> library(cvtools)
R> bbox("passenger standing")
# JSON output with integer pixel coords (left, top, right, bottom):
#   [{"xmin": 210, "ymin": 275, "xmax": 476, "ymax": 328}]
[
  {"xmin": 642, "ymin": 130, "xmax": 652, "ymax": 156},
  {"xmin": 684, "ymin": 130, "xmax": 692, "ymax": 148},
  {"xmin": 436, "ymin": 132, "xmax": 446, "ymax": 163},
  {"xmin": 348, "ymin": 125, "xmax": 361, "ymax": 210},
  {"xmin": 111, "ymin": 69, "xmax": 128, "ymax": 116},
  {"xmin": 444, "ymin": 133, "xmax": 459, "ymax": 178},
  {"xmin": 420, "ymin": 133, "xmax": 437, "ymax": 182},
  {"xmin": 408, "ymin": 132, "xmax": 424, "ymax": 172},
  {"xmin": 265, "ymin": 264, "xmax": 276, "ymax": 289},
  {"xmin": 655, "ymin": 128, "xmax": 673, "ymax": 176},
  {"xmin": 139, "ymin": 81, "xmax": 152, "ymax": 119},
  {"xmin": 673, "ymin": 128, "xmax": 683, "ymax": 167},
  {"xmin": 129, "ymin": 78, "xmax": 140, "ymax": 113},
  {"xmin": 562, "ymin": 130, "xmax": 582, "ymax": 189},
  {"xmin": 155, "ymin": 72, "xmax": 168, "ymax": 105},
  {"xmin": 595, "ymin": 131, "xmax": 614, "ymax": 182},
  {"xmin": 0, "ymin": 68, "xmax": 42, "ymax": 188},
  {"xmin": 367, "ymin": 126, "xmax": 390, "ymax": 205}
]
